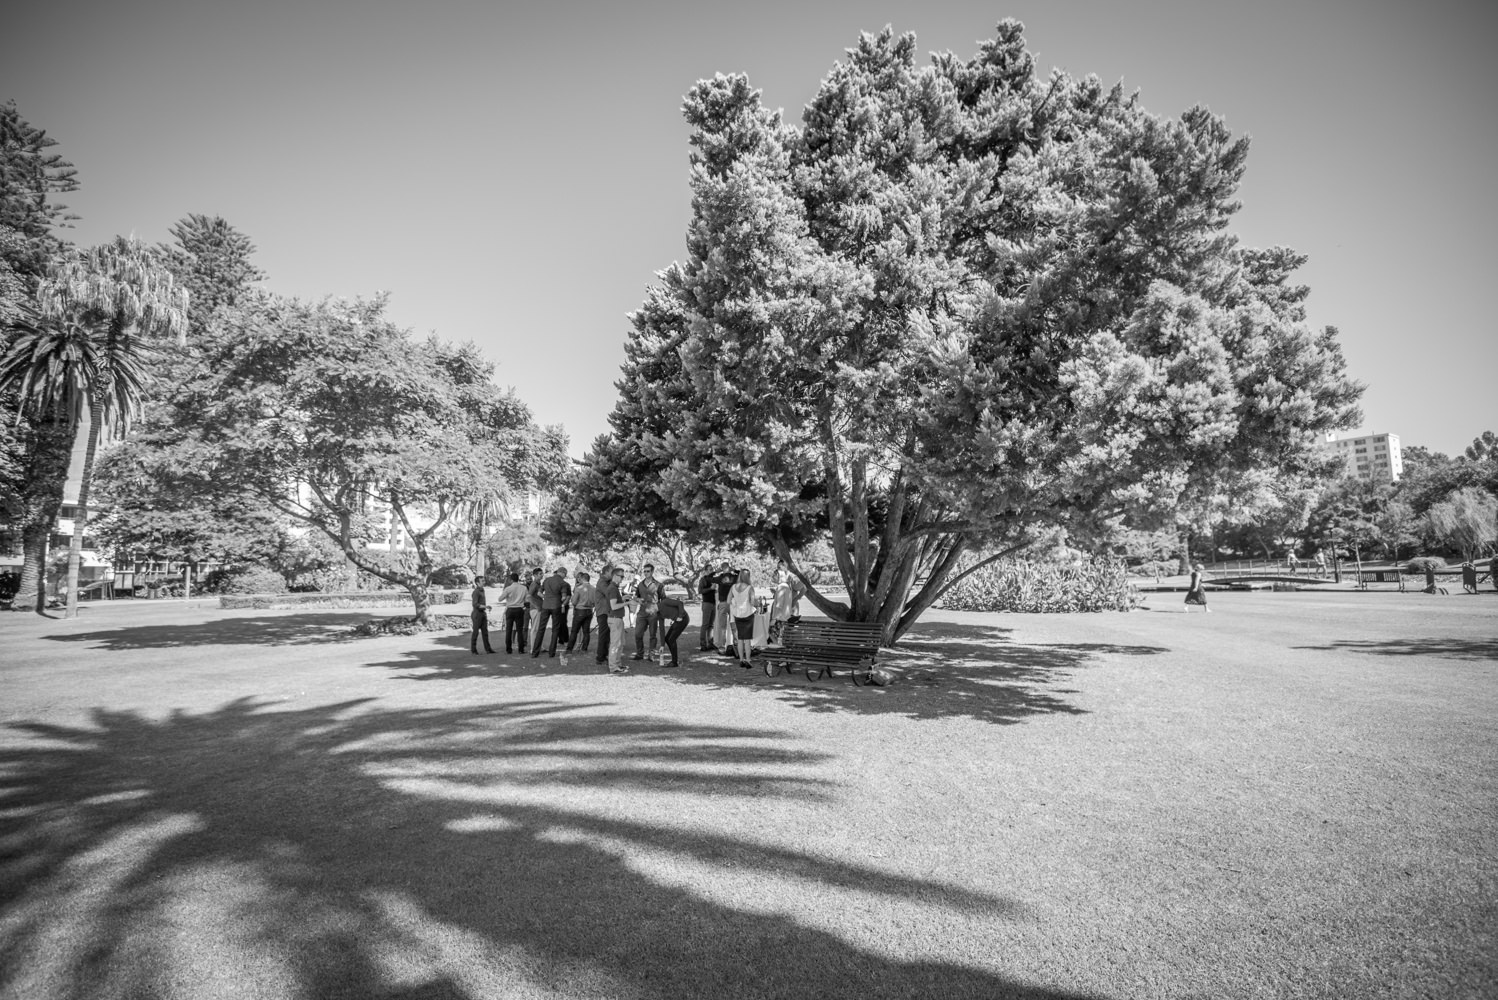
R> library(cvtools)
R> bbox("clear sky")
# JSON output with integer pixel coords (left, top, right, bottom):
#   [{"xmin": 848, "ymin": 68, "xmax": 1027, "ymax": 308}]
[{"xmin": 5, "ymin": 0, "xmax": 1494, "ymax": 458}]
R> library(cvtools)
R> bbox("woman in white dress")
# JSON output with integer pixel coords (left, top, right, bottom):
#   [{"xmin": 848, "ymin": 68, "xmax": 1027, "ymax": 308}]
[{"xmin": 727, "ymin": 569, "xmax": 757, "ymax": 668}]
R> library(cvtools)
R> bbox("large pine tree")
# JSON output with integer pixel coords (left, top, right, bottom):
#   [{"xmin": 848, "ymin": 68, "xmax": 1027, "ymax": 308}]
[{"xmin": 559, "ymin": 22, "xmax": 1362, "ymax": 642}]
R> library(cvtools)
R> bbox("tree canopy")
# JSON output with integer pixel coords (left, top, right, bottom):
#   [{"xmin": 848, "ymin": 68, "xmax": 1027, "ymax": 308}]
[
  {"xmin": 127, "ymin": 292, "xmax": 567, "ymax": 619},
  {"xmin": 554, "ymin": 22, "xmax": 1363, "ymax": 641}
]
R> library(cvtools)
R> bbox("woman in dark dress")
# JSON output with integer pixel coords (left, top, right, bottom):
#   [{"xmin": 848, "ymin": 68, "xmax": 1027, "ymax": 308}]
[{"xmin": 1184, "ymin": 563, "xmax": 1210, "ymax": 612}]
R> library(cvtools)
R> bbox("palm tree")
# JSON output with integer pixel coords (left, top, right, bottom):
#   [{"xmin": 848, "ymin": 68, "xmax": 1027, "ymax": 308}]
[
  {"xmin": 467, "ymin": 492, "xmax": 515, "ymax": 582},
  {"xmin": 1, "ymin": 237, "xmax": 186, "ymax": 616}
]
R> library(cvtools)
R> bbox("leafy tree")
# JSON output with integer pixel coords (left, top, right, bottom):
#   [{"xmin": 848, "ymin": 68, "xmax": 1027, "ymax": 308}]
[
  {"xmin": 128, "ymin": 293, "xmax": 565, "ymax": 620},
  {"xmin": 1423, "ymin": 487, "xmax": 1498, "ymax": 561},
  {"xmin": 561, "ymin": 24, "xmax": 1361, "ymax": 641},
  {"xmin": 482, "ymin": 520, "xmax": 549, "ymax": 580},
  {"xmin": 1372, "ymin": 499, "xmax": 1419, "ymax": 561},
  {"xmin": 544, "ymin": 438, "xmax": 714, "ymax": 577},
  {"xmin": 1465, "ymin": 431, "xmax": 1497, "ymax": 463},
  {"xmin": 1397, "ymin": 447, "xmax": 1491, "ymax": 517},
  {"xmin": 91, "ymin": 439, "xmax": 291, "ymax": 586},
  {"xmin": 1306, "ymin": 475, "xmax": 1388, "ymax": 575},
  {"xmin": 1, "ymin": 101, "xmax": 79, "ymax": 611}
]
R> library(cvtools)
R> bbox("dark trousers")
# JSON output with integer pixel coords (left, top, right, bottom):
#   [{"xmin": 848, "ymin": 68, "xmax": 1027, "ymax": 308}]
[
  {"xmin": 471, "ymin": 611, "xmax": 492, "ymax": 653},
  {"xmin": 662, "ymin": 616, "xmax": 688, "ymax": 665},
  {"xmin": 699, "ymin": 601, "xmax": 715, "ymax": 649},
  {"xmin": 568, "ymin": 608, "xmax": 594, "ymax": 651},
  {"xmin": 532, "ymin": 607, "xmax": 566, "ymax": 656},
  {"xmin": 634, "ymin": 610, "xmax": 659, "ymax": 656},
  {"xmin": 595, "ymin": 614, "xmax": 612, "ymax": 664},
  {"xmin": 504, "ymin": 607, "xmax": 527, "ymax": 653}
]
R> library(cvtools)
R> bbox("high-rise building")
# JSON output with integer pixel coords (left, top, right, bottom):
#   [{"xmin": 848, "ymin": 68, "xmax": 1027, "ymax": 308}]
[{"xmin": 1315, "ymin": 431, "xmax": 1402, "ymax": 483}]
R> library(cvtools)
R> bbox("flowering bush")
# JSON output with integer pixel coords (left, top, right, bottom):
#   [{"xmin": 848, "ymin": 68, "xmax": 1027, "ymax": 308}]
[{"xmin": 941, "ymin": 557, "xmax": 1137, "ymax": 613}]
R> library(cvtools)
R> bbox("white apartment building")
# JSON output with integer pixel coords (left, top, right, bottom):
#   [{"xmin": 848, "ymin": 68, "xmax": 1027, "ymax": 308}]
[{"xmin": 1316, "ymin": 431, "xmax": 1403, "ymax": 483}]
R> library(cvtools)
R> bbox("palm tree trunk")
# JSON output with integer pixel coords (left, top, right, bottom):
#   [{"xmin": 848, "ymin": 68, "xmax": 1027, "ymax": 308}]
[
  {"xmin": 15, "ymin": 523, "xmax": 50, "ymax": 613},
  {"xmin": 64, "ymin": 402, "xmax": 103, "ymax": 620},
  {"xmin": 12, "ymin": 407, "xmax": 75, "ymax": 614}
]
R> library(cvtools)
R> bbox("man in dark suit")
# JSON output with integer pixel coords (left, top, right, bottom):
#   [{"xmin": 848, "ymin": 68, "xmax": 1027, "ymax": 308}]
[{"xmin": 470, "ymin": 579, "xmax": 494, "ymax": 655}]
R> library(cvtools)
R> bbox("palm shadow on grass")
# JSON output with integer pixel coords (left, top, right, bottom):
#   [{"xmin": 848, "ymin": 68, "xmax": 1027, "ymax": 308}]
[
  {"xmin": 0, "ymin": 698, "xmax": 1099, "ymax": 1000},
  {"xmin": 367, "ymin": 623, "xmax": 1169, "ymax": 728},
  {"xmin": 39, "ymin": 613, "xmax": 373, "ymax": 649},
  {"xmin": 1290, "ymin": 637, "xmax": 1498, "ymax": 662}
]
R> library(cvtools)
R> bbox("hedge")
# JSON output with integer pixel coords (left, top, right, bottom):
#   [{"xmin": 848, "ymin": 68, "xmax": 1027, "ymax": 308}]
[
  {"xmin": 219, "ymin": 588, "xmax": 467, "ymax": 610},
  {"xmin": 940, "ymin": 557, "xmax": 1137, "ymax": 613}
]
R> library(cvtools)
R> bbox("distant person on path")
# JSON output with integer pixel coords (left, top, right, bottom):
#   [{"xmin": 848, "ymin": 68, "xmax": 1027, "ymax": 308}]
[
  {"xmin": 567, "ymin": 571, "xmax": 596, "ymax": 653},
  {"xmin": 470, "ymin": 579, "xmax": 494, "ymax": 654},
  {"xmin": 603, "ymin": 566, "xmax": 630, "ymax": 674},
  {"xmin": 532, "ymin": 567, "xmax": 572, "ymax": 659},
  {"xmin": 1287, "ymin": 553, "xmax": 1299, "ymax": 574},
  {"xmin": 728, "ymin": 569, "xmax": 757, "ymax": 667},
  {"xmin": 657, "ymin": 587, "xmax": 690, "ymax": 667},
  {"xmin": 1461, "ymin": 560, "xmax": 1478, "ymax": 594},
  {"xmin": 1315, "ymin": 551, "xmax": 1326, "ymax": 577},
  {"xmin": 1423, "ymin": 563, "xmax": 1439, "ymax": 594},
  {"xmin": 697, "ymin": 562, "xmax": 718, "ymax": 651},
  {"xmin": 713, "ymin": 560, "xmax": 737, "ymax": 654},
  {"xmin": 1184, "ymin": 563, "xmax": 1210, "ymax": 612},
  {"xmin": 500, "ymin": 572, "xmax": 529, "ymax": 654}
]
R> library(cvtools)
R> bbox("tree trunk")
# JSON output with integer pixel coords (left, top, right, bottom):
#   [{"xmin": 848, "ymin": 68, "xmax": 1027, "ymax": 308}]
[
  {"xmin": 1177, "ymin": 530, "xmax": 1192, "ymax": 575},
  {"xmin": 16, "ymin": 523, "xmax": 50, "ymax": 613},
  {"xmin": 65, "ymin": 403, "xmax": 103, "ymax": 619},
  {"xmin": 12, "ymin": 408, "xmax": 75, "ymax": 614},
  {"xmin": 408, "ymin": 582, "xmax": 431, "ymax": 623}
]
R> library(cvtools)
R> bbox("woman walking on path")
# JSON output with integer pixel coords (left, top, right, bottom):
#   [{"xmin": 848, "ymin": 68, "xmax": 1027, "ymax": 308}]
[
  {"xmin": 1184, "ymin": 563, "xmax": 1210, "ymax": 612},
  {"xmin": 727, "ymin": 569, "xmax": 757, "ymax": 668}
]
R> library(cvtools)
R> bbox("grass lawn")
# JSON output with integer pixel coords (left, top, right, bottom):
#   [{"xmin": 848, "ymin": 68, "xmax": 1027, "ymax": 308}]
[{"xmin": 1, "ymin": 591, "xmax": 1494, "ymax": 999}]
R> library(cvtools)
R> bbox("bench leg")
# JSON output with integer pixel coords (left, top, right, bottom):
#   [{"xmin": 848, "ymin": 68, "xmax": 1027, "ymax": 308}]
[
  {"xmin": 805, "ymin": 664, "xmax": 823, "ymax": 682},
  {"xmin": 850, "ymin": 657, "xmax": 874, "ymax": 687}
]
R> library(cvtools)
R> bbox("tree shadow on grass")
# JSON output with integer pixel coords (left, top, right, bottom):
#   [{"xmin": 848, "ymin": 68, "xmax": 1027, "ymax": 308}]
[
  {"xmin": 747, "ymin": 623, "xmax": 1167, "ymax": 725},
  {"xmin": 39, "ymin": 613, "xmax": 373, "ymax": 649},
  {"xmin": 365, "ymin": 622, "xmax": 1169, "ymax": 728},
  {"xmin": 1290, "ymin": 637, "xmax": 1498, "ymax": 662},
  {"xmin": 0, "ymin": 698, "xmax": 1098, "ymax": 1000}
]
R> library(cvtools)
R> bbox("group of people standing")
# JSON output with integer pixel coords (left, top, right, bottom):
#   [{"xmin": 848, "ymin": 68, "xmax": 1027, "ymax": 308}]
[{"xmin": 469, "ymin": 558, "xmax": 805, "ymax": 675}]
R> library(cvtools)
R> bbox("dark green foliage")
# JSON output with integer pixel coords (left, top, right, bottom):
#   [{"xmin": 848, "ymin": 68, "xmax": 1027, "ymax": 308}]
[
  {"xmin": 563, "ymin": 22, "xmax": 1361, "ymax": 641},
  {"xmin": 941, "ymin": 557, "xmax": 1137, "ymax": 613},
  {"xmin": 201, "ymin": 565, "xmax": 289, "ymax": 595},
  {"xmin": 125, "ymin": 293, "xmax": 566, "ymax": 620}
]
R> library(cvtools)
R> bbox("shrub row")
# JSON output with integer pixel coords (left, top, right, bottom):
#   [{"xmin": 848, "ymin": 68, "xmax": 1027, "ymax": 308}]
[
  {"xmin": 219, "ymin": 589, "xmax": 466, "ymax": 610},
  {"xmin": 940, "ymin": 557, "xmax": 1137, "ymax": 613}
]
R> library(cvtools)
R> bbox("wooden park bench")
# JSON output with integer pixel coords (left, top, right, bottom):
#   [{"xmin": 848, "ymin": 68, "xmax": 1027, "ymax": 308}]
[{"xmin": 762, "ymin": 620, "xmax": 884, "ymax": 686}]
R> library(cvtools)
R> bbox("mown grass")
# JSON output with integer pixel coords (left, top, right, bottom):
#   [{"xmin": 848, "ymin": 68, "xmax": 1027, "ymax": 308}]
[{"xmin": 1, "ymin": 592, "xmax": 1493, "ymax": 999}]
